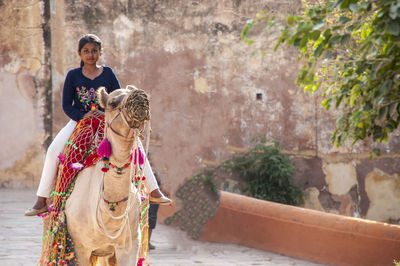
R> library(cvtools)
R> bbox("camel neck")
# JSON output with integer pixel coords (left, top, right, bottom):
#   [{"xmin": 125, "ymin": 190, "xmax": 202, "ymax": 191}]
[
  {"xmin": 101, "ymin": 133, "xmax": 134, "ymax": 210},
  {"xmin": 103, "ymin": 170, "xmax": 131, "ymax": 203},
  {"xmin": 108, "ymin": 134, "xmax": 134, "ymax": 164}
]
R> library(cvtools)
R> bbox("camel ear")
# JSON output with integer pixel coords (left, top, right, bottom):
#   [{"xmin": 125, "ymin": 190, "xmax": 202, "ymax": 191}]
[
  {"xmin": 97, "ymin": 87, "xmax": 108, "ymax": 108},
  {"xmin": 126, "ymin": 85, "xmax": 138, "ymax": 91}
]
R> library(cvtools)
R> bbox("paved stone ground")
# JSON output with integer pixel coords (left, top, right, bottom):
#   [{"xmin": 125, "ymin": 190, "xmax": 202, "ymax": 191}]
[{"xmin": 0, "ymin": 188, "xmax": 325, "ymax": 266}]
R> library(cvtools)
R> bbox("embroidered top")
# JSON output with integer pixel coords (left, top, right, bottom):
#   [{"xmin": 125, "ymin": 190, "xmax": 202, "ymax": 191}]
[{"xmin": 62, "ymin": 66, "xmax": 121, "ymax": 121}]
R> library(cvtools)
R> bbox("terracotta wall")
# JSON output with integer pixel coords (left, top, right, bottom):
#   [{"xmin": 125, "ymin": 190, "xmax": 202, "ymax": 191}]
[
  {"xmin": 201, "ymin": 191, "xmax": 400, "ymax": 266},
  {"xmin": 0, "ymin": 0, "xmax": 399, "ymax": 223}
]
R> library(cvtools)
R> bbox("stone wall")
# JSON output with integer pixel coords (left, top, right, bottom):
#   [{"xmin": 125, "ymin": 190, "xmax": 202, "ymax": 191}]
[{"xmin": 0, "ymin": 0, "xmax": 399, "ymax": 223}]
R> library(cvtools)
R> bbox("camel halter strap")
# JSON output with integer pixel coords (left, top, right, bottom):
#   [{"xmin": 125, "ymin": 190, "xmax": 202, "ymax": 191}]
[{"xmin": 105, "ymin": 96, "xmax": 136, "ymax": 140}]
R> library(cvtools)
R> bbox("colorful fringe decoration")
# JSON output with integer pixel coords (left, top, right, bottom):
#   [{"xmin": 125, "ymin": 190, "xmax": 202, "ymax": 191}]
[
  {"xmin": 136, "ymin": 180, "xmax": 150, "ymax": 266},
  {"xmin": 39, "ymin": 116, "xmax": 104, "ymax": 265}
]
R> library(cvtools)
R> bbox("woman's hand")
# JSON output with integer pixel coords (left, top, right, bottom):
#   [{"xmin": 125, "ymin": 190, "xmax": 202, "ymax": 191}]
[{"xmin": 83, "ymin": 109, "xmax": 104, "ymax": 119}]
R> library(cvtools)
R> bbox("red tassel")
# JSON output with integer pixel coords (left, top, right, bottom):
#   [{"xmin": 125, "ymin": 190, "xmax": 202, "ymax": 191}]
[
  {"xmin": 101, "ymin": 167, "xmax": 109, "ymax": 173},
  {"xmin": 97, "ymin": 138, "xmax": 112, "ymax": 157}
]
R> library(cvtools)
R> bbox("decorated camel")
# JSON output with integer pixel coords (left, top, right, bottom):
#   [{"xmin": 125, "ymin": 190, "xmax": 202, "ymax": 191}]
[{"xmin": 40, "ymin": 86, "xmax": 151, "ymax": 265}]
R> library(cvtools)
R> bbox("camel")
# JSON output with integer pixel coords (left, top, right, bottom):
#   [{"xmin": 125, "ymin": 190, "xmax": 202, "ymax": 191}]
[{"xmin": 65, "ymin": 86, "xmax": 150, "ymax": 265}]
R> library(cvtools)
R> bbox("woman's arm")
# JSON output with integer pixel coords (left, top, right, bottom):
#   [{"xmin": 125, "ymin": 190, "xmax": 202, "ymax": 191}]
[
  {"xmin": 62, "ymin": 71, "xmax": 85, "ymax": 121},
  {"xmin": 108, "ymin": 67, "xmax": 121, "ymax": 92}
]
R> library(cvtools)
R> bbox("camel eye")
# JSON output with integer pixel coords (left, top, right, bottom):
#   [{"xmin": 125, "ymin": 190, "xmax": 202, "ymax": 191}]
[
  {"xmin": 108, "ymin": 99, "xmax": 119, "ymax": 109},
  {"xmin": 106, "ymin": 92, "xmax": 125, "ymax": 110}
]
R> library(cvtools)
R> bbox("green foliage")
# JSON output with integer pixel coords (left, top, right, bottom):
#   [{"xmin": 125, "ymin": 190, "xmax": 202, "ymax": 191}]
[
  {"xmin": 223, "ymin": 141, "xmax": 303, "ymax": 205},
  {"xmin": 194, "ymin": 140, "xmax": 304, "ymax": 206},
  {"xmin": 197, "ymin": 169, "xmax": 218, "ymax": 193},
  {"xmin": 242, "ymin": 0, "xmax": 400, "ymax": 147}
]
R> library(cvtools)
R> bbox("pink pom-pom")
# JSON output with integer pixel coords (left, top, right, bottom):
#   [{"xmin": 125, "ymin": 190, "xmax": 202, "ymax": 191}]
[
  {"xmin": 97, "ymin": 138, "xmax": 112, "ymax": 157},
  {"xmin": 133, "ymin": 148, "xmax": 144, "ymax": 165},
  {"xmin": 137, "ymin": 258, "xmax": 145, "ymax": 266},
  {"xmin": 57, "ymin": 153, "xmax": 66, "ymax": 163}
]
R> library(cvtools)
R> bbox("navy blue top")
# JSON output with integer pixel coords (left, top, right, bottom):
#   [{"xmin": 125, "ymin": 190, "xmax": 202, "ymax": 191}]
[{"xmin": 62, "ymin": 66, "xmax": 121, "ymax": 121}]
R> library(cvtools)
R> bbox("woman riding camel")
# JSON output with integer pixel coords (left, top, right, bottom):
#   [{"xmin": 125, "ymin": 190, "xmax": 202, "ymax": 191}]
[{"xmin": 25, "ymin": 34, "xmax": 170, "ymax": 216}]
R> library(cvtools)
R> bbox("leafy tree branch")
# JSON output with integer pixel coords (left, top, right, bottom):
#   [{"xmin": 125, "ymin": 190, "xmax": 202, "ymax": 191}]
[{"xmin": 242, "ymin": 0, "xmax": 400, "ymax": 147}]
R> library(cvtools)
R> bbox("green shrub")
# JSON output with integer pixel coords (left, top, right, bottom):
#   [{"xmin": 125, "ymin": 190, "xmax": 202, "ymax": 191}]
[{"xmin": 223, "ymin": 141, "xmax": 303, "ymax": 206}]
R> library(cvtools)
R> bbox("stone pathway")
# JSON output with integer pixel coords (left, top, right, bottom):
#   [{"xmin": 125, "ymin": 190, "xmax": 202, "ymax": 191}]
[{"xmin": 0, "ymin": 188, "xmax": 325, "ymax": 266}]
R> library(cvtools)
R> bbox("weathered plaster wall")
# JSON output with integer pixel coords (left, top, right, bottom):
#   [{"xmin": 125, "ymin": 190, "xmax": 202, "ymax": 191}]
[
  {"xmin": 301, "ymin": 153, "xmax": 400, "ymax": 222},
  {"xmin": 365, "ymin": 169, "xmax": 400, "ymax": 222},
  {"xmin": 1, "ymin": 0, "xmax": 399, "ymax": 223},
  {"xmin": 0, "ymin": 1, "xmax": 48, "ymax": 187}
]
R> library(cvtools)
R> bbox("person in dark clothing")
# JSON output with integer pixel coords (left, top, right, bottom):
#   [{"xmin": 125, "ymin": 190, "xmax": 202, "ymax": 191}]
[
  {"xmin": 148, "ymin": 172, "xmax": 166, "ymax": 250},
  {"xmin": 148, "ymin": 203, "xmax": 160, "ymax": 250}
]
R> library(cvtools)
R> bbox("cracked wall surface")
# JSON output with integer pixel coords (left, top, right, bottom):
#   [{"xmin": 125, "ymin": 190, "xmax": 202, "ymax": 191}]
[
  {"xmin": 365, "ymin": 169, "xmax": 400, "ymax": 222},
  {"xmin": 0, "ymin": 0, "xmax": 400, "ymax": 223},
  {"xmin": 324, "ymin": 162, "xmax": 357, "ymax": 196},
  {"xmin": 0, "ymin": 1, "xmax": 46, "ymax": 187}
]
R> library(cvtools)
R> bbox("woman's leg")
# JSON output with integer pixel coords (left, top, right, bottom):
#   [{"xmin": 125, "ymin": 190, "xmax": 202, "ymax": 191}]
[
  {"xmin": 142, "ymin": 156, "xmax": 159, "ymax": 192},
  {"xmin": 138, "ymin": 139, "xmax": 171, "ymax": 204},
  {"xmin": 138, "ymin": 139, "xmax": 159, "ymax": 192},
  {"xmin": 31, "ymin": 120, "xmax": 77, "ymax": 209}
]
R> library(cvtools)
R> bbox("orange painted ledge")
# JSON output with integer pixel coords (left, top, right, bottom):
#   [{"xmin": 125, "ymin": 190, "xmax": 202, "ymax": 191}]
[{"xmin": 200, "ymin": 191, "xmax": 400, "ymax": 266}]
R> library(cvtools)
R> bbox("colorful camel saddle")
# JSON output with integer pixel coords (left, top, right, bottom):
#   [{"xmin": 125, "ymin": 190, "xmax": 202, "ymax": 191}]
[
  {"xmin": 39, "ymin": 116, "xmax": 104, "ymax": 265},
  {"xmin": 53, "ymin": 116, "xmax": 104, "ymax": 212}
]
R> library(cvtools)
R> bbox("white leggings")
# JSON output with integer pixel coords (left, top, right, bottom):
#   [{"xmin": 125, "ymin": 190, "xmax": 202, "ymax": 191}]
[{"xmin": 36, "ymin": 120, "xmax": 158, "ymax": 198}]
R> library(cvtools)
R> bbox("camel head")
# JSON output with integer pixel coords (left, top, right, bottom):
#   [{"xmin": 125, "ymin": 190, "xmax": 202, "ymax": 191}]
[{"xmin": 97, "ymin": 86, "xmax": 150, "ymax": 139}]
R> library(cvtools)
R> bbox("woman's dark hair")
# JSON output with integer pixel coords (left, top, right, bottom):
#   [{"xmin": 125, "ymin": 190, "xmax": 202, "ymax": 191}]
[{"xmin": 78, "ymin": 34, "xmax": 102, "ymax": 67}]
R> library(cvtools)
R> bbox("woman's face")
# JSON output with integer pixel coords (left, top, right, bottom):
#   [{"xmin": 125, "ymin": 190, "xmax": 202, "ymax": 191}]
[{"xmin": 78, "ymin": 43, "xmax": 101, "ymax": 66}]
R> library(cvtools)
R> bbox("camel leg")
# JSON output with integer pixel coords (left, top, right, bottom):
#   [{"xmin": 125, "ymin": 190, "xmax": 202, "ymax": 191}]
[
  {"xmin": 90, "ymin": 254, "xmax": 98, "ymax": 266},
  {"xmin": 115, "ymin": 245, "xmax": 139, "ymax": 266},
  {"xmin": 97, "ymin": 252, "xmax": 117, "ymax": 266},
  {"xmin": 73, "ymin": 243, "xmax": 92, "ymax": 266}
]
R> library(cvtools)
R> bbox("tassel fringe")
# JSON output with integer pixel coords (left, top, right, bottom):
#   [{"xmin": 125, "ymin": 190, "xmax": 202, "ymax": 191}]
[{"xmin": 97, "ymin": 138, "xmax": 112, "ymax": 157}]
